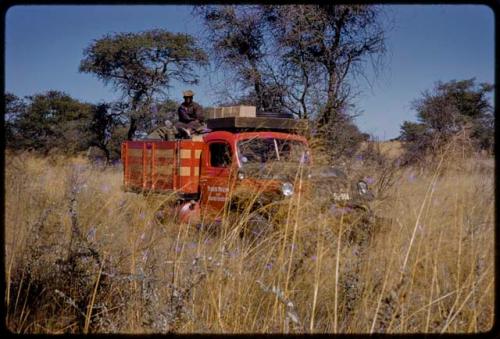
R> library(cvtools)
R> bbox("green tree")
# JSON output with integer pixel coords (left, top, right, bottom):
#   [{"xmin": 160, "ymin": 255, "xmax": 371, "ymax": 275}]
[
  {"xmin": 79, "ymin": 29, "xmax": 208, "ymax": 140},
  {"xmin": 400, "ymin": 78, "xmax": 494, "ymax": 162},
  {"xmin": 5, "ymin": 92, "xmax": 27, "ymax": 148},
  {"xmin": 87, "ymin": 102, "xmax": 128, "ymax": 163},
  {"xmin": 399, "ymin": 121, "xmax": 435, "ymax": 163},
  {"xmin": 324, "ymin": 115, "xmax": 370, "ymax": 160},
  {"xmin": 138, "ymin": 99, "xmax": 179, "ymax": 135},
  {"xmin": 87, "ymin": 99, "xmax": 179, "ymax": 162},
  {"xmin": 8, "ymin": 91, "xmax": 93, "ymax": 154}
]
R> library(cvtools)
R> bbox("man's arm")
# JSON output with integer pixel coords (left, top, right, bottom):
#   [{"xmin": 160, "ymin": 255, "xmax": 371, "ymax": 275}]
[
  {"xmin": 194, "ymin": 103, "xmax": 204, "ymax": 123},
  {"xmin": 178, "ymin": 105, "xmax": 192, "ymax": 123}
]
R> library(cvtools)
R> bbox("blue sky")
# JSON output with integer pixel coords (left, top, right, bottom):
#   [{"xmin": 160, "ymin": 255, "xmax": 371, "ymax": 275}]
[{"xmin": 5, "ymin": 5, "xmax": 494, "ymax": 140}]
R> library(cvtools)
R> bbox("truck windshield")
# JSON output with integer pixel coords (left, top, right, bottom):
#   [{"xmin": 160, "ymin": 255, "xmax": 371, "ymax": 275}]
[{"xmin": 237, "ymin": 138, "xmax": 309, "ymax": 179}]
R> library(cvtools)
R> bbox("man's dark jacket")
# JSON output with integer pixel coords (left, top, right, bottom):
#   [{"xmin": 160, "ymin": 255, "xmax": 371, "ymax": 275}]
[{"xmin": 178, "ymin": 102, "xmax": 204, "ymax": 123}]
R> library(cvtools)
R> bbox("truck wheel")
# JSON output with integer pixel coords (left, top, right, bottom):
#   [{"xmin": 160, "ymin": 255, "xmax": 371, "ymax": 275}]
[
  {"xmin": 242, "ymin": 213, "xmax": 272, "ymax": 239},
  {"xmin": 195, "ymin": 219, "xmax": 222, "ymax": 236}
]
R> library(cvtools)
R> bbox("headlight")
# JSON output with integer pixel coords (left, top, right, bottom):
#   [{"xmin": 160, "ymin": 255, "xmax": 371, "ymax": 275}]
[
  {"xmin": 281, "ymin": 182, "xmax": 294, "ymax": 197},
  {"xmin": 237, "ymin": 171, "xmax": 245, "ymax": 180},
  {"xmin": 357, "ymin": 181, "xmax": 368, "ymax": 195}
]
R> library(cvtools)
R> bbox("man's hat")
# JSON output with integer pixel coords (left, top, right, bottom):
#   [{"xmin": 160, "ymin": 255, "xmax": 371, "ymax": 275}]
[{"xmin": 183, "ymin": 90, "xmax": 194, "ymax": 97}]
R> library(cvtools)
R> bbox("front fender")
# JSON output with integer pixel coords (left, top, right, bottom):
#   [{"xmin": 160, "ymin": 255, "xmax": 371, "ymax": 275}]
[{"xmin": 177, "ymin": 200, "xmax": 201, "ymax": 224}]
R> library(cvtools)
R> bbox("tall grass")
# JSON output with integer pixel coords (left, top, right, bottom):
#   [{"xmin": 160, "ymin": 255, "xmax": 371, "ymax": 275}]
[{"xmin": 4, "ymin": 147, "xmax": 494, "ymax": 333}]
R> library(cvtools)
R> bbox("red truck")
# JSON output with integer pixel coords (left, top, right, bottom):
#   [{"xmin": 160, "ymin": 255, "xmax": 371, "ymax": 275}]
[
  {"xmin": 121, "ymin": 115, "xmax": 375, "ymax": 233},
  {"xmin": 121, "ymin": 117, "xmax": 311, "ymax": 225}
]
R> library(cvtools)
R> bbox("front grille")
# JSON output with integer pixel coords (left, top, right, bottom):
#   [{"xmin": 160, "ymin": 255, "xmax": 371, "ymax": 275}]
[{"xmin": 310, "ymin": 179, "xmax": 351, "ymax": 203}]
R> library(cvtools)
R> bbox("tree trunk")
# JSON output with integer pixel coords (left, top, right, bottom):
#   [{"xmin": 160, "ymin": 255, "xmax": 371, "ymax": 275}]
[
  {"xmin": 127, "ymin": 117, "xmax": 137, "ymax": 141},
  {"xmin": 103, "ymin": 147, "xmax": 111, "ymax": 165},
  {"xmin": 321, "ymin": 71, "xmax": 338, "ymax": 125},
  {"xmin": 300, "ymin": 67, "xmax": 309, "ymax": 119},
  {"xmin": 249, "ymin": 59, "xmax": 265, "ymax": 111}
]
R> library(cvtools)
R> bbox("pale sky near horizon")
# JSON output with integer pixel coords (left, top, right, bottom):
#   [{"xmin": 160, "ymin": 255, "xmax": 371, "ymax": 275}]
[{"xmin": 5, "ymin": 4, "xmax": 494, "ymax": 140}]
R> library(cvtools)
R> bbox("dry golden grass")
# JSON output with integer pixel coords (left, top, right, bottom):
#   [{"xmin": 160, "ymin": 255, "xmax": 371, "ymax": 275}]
[
  {"xmin": 359, "ymin": 140, "xmax": 404, "ymax": 159},
  {"xmin": 4, "ymin": 147, "xmax": 494, "ymax": 334}
]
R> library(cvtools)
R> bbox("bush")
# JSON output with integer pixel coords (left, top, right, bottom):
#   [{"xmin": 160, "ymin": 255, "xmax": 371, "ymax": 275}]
[{"xmin": 399, "ymin": 79, "xmax": 494, "ymax": 165}]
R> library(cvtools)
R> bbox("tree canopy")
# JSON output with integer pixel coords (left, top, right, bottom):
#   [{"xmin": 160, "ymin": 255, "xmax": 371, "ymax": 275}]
[
  {"xmin": 6, "ymin": 91, "xmax": 93, "ymax": 154},
  {"xmin": 5, "ymin": 90, "xmax": 182, "ymax": 162},
  {"xmin": 197, "ymin": 5, "xmax": 385, "ymax": 121},
  {"xmin": 196, "ymin": 6, "xmax": 277, "ymax": 112},
  {"xmin": 79, "ymin": 29, "xmax": 208, "ymax": 139},
  {"xmin": 196, "ymin": 5, "xmax": 386, "ymax": 160},
  {"xmin": 400, "ymin": 78, "xmax": 494, "ymax": 161},
  {"xmin": 266, "ymin": 5, "xmax": 386, "ymax": 124}
]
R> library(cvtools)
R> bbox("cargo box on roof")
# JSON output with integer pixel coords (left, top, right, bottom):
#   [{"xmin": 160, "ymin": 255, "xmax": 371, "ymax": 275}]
[
  {"xmin": 207, "ymin": 117, "xmax": 309, "ymax": 132},
  {"xmin": 205, "ymin": 105, "xmax": 256, "ymax": 119}
]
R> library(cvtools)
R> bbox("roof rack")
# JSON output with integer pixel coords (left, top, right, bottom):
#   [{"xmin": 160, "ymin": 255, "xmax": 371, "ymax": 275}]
[{"xmin": 207, "ymin": 117, "xmax": 308, "ymax": 132}]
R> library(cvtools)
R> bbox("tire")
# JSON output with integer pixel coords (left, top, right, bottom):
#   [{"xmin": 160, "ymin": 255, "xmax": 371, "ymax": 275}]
[{"xmin": 242, "ymin": 213, "xmax": 272, "ymax": 239}]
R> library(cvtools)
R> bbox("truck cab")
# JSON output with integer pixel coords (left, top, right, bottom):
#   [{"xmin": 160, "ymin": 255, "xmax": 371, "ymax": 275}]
[{"xmin": 199, "ymin": 130, "xmax": 310, "ymax": 220}]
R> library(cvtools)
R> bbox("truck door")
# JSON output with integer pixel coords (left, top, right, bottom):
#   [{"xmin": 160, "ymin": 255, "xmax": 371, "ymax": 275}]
[{"xmin": 199, "ymin": 141, "xmax": 234, "ymax": 218}]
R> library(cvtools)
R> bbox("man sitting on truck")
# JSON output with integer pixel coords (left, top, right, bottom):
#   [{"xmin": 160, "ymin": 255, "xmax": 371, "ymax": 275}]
[
  {"xmin": 145, "ymin": 90, "xmax": 209, "ymax": 140},
  {"xmin": 175, "ymin": 90, "xmax": 209, "ymax": 137}
]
